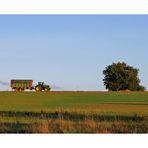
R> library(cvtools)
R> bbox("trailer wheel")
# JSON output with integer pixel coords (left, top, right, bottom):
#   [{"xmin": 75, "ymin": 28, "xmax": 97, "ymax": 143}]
[{"xmin": 21, "ymin": 88, "xmax": 25, "ymax": 91}]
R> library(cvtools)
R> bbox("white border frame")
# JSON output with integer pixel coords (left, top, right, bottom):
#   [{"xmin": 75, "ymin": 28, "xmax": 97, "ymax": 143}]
[
  {"xmin": 0, "ymin": 0, "xmax": 148, "ymax": 14},
  {"xmin": 0, "ymin": 134, "xmax": 148, "ymax": 148}
]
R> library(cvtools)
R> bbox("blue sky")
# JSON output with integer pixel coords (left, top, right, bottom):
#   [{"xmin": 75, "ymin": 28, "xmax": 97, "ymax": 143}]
[{"xmin": 0, "ymin": 15, "xmax": 148, "ymax": 91}]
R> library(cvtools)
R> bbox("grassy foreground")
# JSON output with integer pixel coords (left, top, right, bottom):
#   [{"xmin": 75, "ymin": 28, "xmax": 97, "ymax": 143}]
[{"xmin": 0, "ymin": 91, "xmax": 148, "ymax": 133}]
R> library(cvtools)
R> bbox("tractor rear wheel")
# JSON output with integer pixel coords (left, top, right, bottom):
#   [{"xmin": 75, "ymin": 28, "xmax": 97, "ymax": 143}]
[
  {"xmin": 44, "ymin": 87, "xmax": 49, "ymax": 92},
  {"xmin": 35, "ymin": 86, "xmax": 41, "ymax": 92}
]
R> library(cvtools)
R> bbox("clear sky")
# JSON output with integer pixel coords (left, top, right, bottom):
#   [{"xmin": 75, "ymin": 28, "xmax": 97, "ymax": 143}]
[{"xmin": 0, "ymin": 15, "xmax": 148, "ymax": 91}]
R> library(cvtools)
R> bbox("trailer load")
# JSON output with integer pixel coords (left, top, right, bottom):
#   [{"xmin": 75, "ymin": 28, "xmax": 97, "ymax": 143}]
[
  {"xmin": 10, "ymin": 80, "xmax": 51, "ymax": 92},
  {"xmin": 11, "ymin": 80, "xmax": 33, "ymax": 91}
]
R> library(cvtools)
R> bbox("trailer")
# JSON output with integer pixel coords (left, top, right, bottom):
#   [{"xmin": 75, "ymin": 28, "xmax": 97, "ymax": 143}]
[{"xmin": 11, "ymin": 80, "xmax": 33, "ymax": 91}]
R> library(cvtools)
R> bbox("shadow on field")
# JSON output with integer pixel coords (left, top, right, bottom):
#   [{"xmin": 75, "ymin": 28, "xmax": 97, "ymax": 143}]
[
  {"xmin": 0, "ymin": 111, "xmax": 146, "ymax": 122},
  {"xmin": 105, "ymin": 102, "xmax": 148, "ymax": 106}
]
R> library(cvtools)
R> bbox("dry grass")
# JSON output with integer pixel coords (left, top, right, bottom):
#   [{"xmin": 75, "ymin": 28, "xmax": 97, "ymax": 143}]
[
  {"xmin": 0, "ymin": 119, "xmax": 147, "ymax": 133},
  {"xmin": 0, "ymin": 111, "xmax": 147, "ymax": 133},
  {"xmin": 31, "ymin": 122, "xmax": 49, "ymax": 133}
]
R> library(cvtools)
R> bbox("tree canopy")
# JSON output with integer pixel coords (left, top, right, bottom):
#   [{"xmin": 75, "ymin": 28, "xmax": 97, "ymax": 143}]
[{"xmin": 103, "ymin": 62, "xmax": 145, "ymax": 91}]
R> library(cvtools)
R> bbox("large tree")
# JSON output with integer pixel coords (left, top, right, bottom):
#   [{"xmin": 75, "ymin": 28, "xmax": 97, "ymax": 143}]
[{"xmin": 103, "ymin": 62, "xmax": 145, "ymax": 91}]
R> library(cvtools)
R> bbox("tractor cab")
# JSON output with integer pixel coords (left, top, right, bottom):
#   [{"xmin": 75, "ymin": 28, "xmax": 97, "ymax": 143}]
[{"xmin": 38, "ymin": 82, "xmax": 44, "ymax": 86}]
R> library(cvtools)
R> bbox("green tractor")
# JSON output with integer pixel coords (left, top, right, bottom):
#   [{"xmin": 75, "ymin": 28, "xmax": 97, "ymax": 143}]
[{"xmin": 35, "ymin": 82, "xmax": 51, "ymax": 92}]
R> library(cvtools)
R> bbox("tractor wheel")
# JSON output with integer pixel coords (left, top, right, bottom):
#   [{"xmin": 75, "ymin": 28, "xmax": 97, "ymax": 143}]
[
  {"xmin": 35, "ymin": 86, "xmax": 41, "ymax": 92},
  {"xmin": 44, "ymin": 88, "xmax": 49, "ymax": 92}
]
